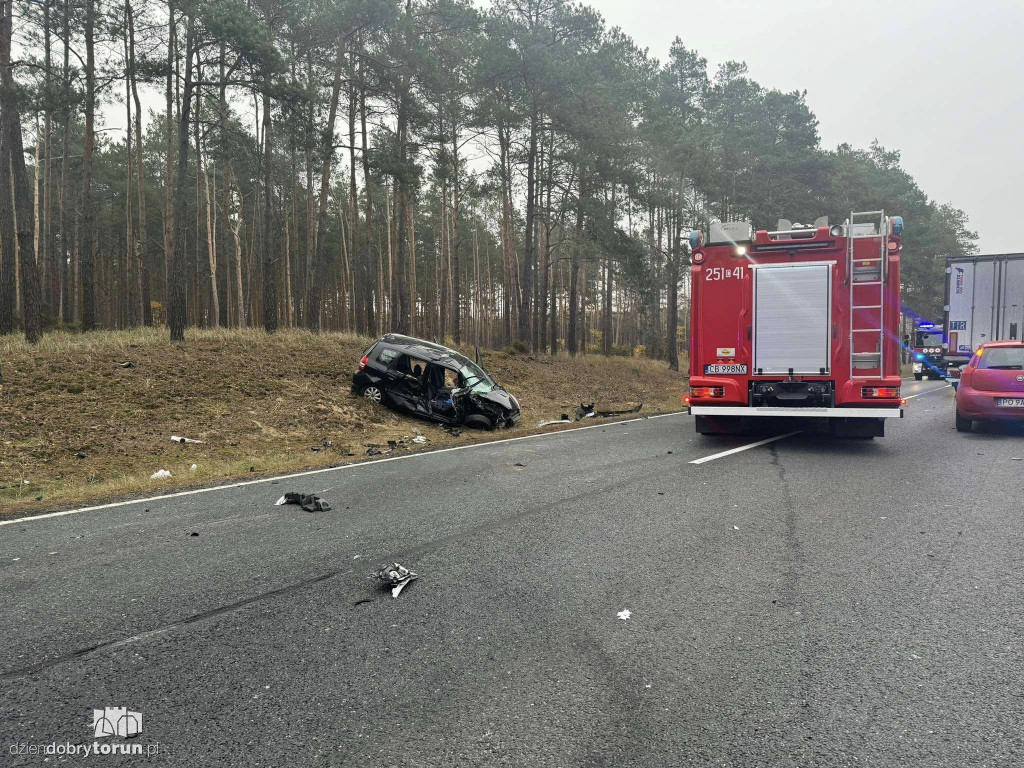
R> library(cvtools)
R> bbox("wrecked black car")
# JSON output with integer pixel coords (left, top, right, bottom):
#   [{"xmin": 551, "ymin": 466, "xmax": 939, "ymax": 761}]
[{"xmin": 352, "ymin": 334, "xmax": 521, "ymax": 429}]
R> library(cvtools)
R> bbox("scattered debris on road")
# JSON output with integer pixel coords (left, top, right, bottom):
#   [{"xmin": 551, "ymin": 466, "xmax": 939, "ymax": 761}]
[
  {"xmin": 150, "ymin": 469, "xmax": 172, "ymax": 480},
  {"xmin": 190, "ymin": 463, "xmax": 198, "ymax": 471},
  {"xmin": 274, "ymin": 492, "xmax": 332, "ymax": 513},
  {"xmin": 732, "ymin": 525, "xmax": 739, "ymax": 531},
  {"xmin": 312, "ymin": 441, "xmax": 334, "ymax": 452},
  {"xmin": 617, "ymin": 609, "xmax": 632, "ymax": 621},
  {"xmin": 540, "ymin": 402, "xmax": 643, "ymax": 427},
  {"xmin": 374, "ymin": 562, "xmax": 418, "ymax": 598},
  {"xmin": 366, "ymin": 446, "xmax": 382, "ymax": 456},
  {"xmin": 170, "ymin": 435, "xmax": 203, "ymax": 445},
  {"xmin": 189, "ymin": 532, "xmax": 199, "ymax": 537},
  {"xmin": 75, "ymin": 452, "xmax": 86, "ymax": 459},
  {"xmin": 118, "ymin": 361, "xmax": 134, "ymax": 369},
  {"xmin": 412, "ymin": 435, "xmax": 426, "ymax": 444}
]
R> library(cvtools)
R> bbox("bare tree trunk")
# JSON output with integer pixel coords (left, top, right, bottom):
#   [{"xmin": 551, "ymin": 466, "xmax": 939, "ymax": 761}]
[
  {"xmin": 307, "ymin": 53, "xmax": 342, "ymax": 332},
  {"xmin": 451, "ymin": 124, "xmax": 462, "ymax": 345},
  {"xmin": 201, "ymin": 130, "xmax": 218, "ymax": 326},
  {"xmin": 79, "ymin": 0, "xmax": 96, "ymax": 331},
  {"xmin": 519, "ymin": 103, "xmax": 538, "ymax": 347},
  {"xmin": 127, "ymin": 0, "xmax": 150, "ymax": 325},
  {"xmin": 1, "ymin": 0, "xmax": 42, "ymax": 342},
  {"xmin": 42, "ymin": 0, "xmax": 56, "ymax": 318},
  {"xmin": 226, "ymin": 166, "xmax": 245, "ymax": 327},
  {"xmin": 168, "ymin": 10, "xmax": 195, "ymax": 341},
  {"xmin": 162, "ymin": 0, "xmax": 175, "ymax": 318},
  {"xmin": 261, "ymin": 83, "xmax": 277, "ymax": 333}
]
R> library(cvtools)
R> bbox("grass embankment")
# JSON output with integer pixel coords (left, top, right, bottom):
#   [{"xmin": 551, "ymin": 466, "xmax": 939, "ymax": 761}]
[{"xmin": 1, "ymin": 328, "xmax": 688, "ymax": 515}]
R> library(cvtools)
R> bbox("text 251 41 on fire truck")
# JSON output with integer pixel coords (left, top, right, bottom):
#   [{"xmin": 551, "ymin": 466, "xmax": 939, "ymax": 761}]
[{"xmin": 686, "ymin": 212, "xmax": 905, "ymax": 438}]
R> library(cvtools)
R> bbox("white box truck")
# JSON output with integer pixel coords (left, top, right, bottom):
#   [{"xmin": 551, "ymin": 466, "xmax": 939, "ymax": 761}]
[{"xmin": 944, "ymin": 253, "xmax": 1024, "ymax": 372}]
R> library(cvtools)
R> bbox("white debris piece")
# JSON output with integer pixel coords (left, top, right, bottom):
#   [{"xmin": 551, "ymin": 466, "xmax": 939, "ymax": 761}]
[
  {"xmin": 274, "ymin": 495, "xmax": 287, "ymax": 506},
  {"xmin": 190, "ymin": 463, "xmax": 198, "ymax": 471},
  {"xmin": 170, "ymin": 435, "xmax": 203, "ymax": 444},
  {"xmin": 617, "ymin": 609, "xmax": 632, "ymax": 621},
  {"xmin": 412, "ymin": 435, "xmax": 426, "ymax": 444},
  {"xmin": 150, "ymin": 469, "xmax": 172, "ymax": 480},
  {"xmin": 732, "ymin": 525, "xmax": 739, "ymax": 531}
]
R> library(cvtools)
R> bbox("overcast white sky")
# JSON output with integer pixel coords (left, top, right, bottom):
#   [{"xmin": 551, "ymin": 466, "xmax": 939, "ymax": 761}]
[{"xmin": 588, "ymin": 0, "xmax": 1024, "ymax": 254}]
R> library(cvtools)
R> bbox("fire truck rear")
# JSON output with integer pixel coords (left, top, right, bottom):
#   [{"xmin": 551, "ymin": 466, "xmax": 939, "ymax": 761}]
[{"xmin": 686, "ymin": 212, "xmax": 905, "ymax": 437}]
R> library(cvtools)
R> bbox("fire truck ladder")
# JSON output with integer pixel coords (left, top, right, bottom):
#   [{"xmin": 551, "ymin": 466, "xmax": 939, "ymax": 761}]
[{"xmin": 847, "ymin": 210, "xmax": 889, "ymax": 380}]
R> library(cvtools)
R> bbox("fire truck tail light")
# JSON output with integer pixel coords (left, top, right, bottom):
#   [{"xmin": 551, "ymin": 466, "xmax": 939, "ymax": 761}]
[
  {"xmin": 736, "ymin": 246, "xmax": 747, "ymax": 256},
  {"xmin": 830, "ymin": 225, "xmax": 843, "ymax": 237},
  {"xmin": 692, "ymin": 251, "xmax": 705, "ymax": 264},
  {"xmin": 861, "ymin": 386, "xmax": 900, "ymax": 399},
  {"xmin": 887, "ymin": 240, "xmax": 899, "ymax": 251},
  {"xmin": 690, "ymin": 386, "xmax": 725, "ymax": 398}
]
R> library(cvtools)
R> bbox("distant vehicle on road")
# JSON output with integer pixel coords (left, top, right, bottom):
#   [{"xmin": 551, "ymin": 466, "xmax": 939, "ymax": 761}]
[
  {"xmin": 686, "ymin": 211, "xmax": 905, "ymax": 438},
  {"xmin": 910, "ymin": 322, "xmax": 947, "ymax": 381},
  {"xmin": 352, "ymin": 334, "xmax": 521, "ymax": 429},
  {"xmin": 954, "ymin": 341, "xmax": 1024, "ymax": 432},
  {"xmin": 944, "ymin": 253, "xmax": 1024, "ymax": 374}
]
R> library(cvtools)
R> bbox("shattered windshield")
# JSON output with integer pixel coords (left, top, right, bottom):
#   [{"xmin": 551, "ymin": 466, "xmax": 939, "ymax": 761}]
[{"xmin": 454, "ymin": 357, "xmax": 495, "ymax": 393}]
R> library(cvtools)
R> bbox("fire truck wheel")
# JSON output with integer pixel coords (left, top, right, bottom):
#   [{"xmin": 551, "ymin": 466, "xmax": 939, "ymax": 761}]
[{"xmin": 914, "ymin": 373, "xmax": 923, "ymax": 381}]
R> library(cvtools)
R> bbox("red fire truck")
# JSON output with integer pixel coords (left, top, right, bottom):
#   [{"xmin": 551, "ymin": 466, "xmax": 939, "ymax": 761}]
[{"xmin": 686, "ymin": 212, "xmax": 905, "ymax": 437}]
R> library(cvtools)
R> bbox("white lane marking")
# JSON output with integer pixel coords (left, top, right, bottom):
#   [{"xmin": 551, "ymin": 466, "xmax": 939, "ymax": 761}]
[
  {"xmin": 904, "ymin": 383, "xmax": 951, "ymax": 400},
  {"xmin": 1, "ymin": 411, "xmax": 686, "ymax": 527},
  {"xmin": 689, "ymin": 431, "xmax": 801, "ymax": 465}
]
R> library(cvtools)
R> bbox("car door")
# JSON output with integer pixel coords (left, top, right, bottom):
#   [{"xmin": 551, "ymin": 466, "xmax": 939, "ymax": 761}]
[{"xmin": 385, "ymin": 354, "xmax": 430, "ymax": 414}]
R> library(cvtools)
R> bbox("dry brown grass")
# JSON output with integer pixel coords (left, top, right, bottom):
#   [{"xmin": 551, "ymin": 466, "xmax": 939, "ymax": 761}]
[{"xmin": 1, "ymin": 328, "xmax": 687, "ymax": 515}]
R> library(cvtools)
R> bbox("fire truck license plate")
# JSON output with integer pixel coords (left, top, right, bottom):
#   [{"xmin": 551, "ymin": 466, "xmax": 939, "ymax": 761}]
[
  {"xmin": 996, "ymin": 398, "xmax": 1024, "ymax": 408},
  {"xmin": 705, "ymin": 364, "xmax": 747, "ymax": 375}
]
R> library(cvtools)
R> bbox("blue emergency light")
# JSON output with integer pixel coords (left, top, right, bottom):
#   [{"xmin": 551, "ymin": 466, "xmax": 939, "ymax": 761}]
[
  {"xmin": 689, "ymin": 230, "xmax": 702, "ymax": 250},
  {"xmin": 891, "ymin": 216, "xmax": 904, "ymax": 237}
]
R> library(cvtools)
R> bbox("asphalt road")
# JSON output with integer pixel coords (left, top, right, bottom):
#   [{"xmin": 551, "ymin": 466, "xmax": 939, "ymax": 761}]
[{"xmin": 2, "ymin": 378, "xmax": 1023, "ymax": 767}]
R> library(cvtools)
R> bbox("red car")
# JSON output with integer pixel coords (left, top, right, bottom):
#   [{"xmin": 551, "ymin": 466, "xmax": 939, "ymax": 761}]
[{"xmin": 954, "ymin": 341, "xmax": 1024, "ymax": 432}]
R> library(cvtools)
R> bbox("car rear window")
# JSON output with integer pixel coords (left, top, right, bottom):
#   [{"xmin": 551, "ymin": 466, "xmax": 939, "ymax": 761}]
[
  {"xmin": 978, "ymin": 347, "xmax": 1024, "ymax": 369},
  {"xmin": 377, "ymin": 347, "xmax": 398, "ymax": 366}
]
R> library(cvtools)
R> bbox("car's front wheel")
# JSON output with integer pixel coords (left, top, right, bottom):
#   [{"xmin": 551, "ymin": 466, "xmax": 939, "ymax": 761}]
[
  {"xmin": 914, "ymin": 373, "xmax": 923, "ymax": 381},
  {"xmin": 361, "ymin": 384, "xmax": 384, "ymax": 404},
  {"xmin": 955, "ymin": 409, "xmax": 972, "ymax": 433}
]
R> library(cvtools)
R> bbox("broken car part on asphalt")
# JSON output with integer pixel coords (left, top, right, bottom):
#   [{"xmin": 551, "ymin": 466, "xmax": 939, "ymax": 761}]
[
  {"xmin": 352, "ymin": 333, "xmax": 521, "ymax": 430},
  {"xmin": 373, "ymin": 562, "xmax": 419, "ymax": 598},
  {"xmin": 274, "ymin": 492, "xmax": 332, "ymax": 513},
  {"xmin": 539, "ymin": 402, "xmax": 643, "ymax": 427}
]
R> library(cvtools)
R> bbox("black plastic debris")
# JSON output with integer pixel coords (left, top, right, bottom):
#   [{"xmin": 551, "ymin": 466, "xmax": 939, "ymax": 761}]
[
  {"xmin": 373, "ymin": 562, "xmax": 418, "ymax": 598},
  {"xmin": 275, "ymin": 492, "xmax": 332, "ymax": 513},
  {"xmin": 189, "ymin": 532, "xmax": 199, "ymax": 537},
  {"xmin": 75, "ymin": 452, "xmax": 86, "ymax": 459},
  {"xmin": 366, "ymin": 446, "xmax": 382, "ymax": 456}
]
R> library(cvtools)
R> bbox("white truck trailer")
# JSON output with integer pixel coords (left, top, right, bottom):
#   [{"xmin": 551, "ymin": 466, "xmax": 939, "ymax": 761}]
[{"xmin": 944, "ymin": 253, "xmax": 1024, "ymax": 371}]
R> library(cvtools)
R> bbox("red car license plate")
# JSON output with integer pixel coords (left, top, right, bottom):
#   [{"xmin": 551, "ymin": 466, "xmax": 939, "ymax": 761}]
[{"xmin": 996, "ymin": 398, "xmax": 1024, "ymax": 408}]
